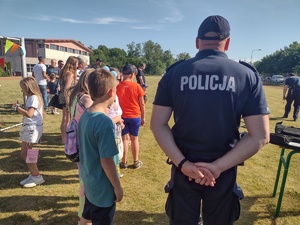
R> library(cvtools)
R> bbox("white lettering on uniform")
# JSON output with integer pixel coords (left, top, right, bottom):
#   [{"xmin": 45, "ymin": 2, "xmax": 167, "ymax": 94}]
[
  {"xmin": 226, "ymin": 77, "xmax": 235, "ymax": 91},
  {"xmin": 189, "ymin": 75, "xmax": 197, "ymax": 90},
  {"xmin": 181, "ymin": 76, "xmax": 188, "ymax": 91},
  {"xmin": 180, "ymin": 75, "xmax": 236, "ymax": 92},
  {"xmin": 210, "ymin": 75, "xmax": 218, "ymax": 90}
]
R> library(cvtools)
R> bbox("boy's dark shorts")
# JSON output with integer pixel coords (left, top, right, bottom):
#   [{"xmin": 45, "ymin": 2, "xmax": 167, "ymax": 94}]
[{"xmin": 82, "ymin": 196, "xmax": 116, "ymax": 225}]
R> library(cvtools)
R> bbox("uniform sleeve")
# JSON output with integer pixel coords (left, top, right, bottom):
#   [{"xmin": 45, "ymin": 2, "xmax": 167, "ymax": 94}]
[
  {"xmin": 153, "ymin": 73, "xmax": 173, "ymax": 107},
  {"xmin": 242, "ymin": 73, "xmax": 269, "ymax": 117}
]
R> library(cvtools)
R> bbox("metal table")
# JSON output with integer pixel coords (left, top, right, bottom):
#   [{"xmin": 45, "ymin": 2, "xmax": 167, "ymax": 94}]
[{"xmin": 272, "ymin": 147, "xmax": 300, "ymax": 217}]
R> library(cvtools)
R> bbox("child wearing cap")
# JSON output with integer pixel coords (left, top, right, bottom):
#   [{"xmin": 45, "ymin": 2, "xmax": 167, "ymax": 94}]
[{"xmin": 116, "ymin": 64, "xmax": 145, "ymax": 169}]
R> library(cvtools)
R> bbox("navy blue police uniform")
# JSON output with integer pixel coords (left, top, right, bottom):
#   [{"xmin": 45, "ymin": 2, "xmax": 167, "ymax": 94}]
[
  {"xmin": 136, "ymin": 68, "xmax": 148, "ymax": 101},
  {"xmin": 153, "ymin": 49, "xmax": 269, "ymax": 225},
  {"xmin": 283, "ymin": 75, "xmax": 300, "ymax": 120},
  {"xmin": 136, "ymin": 68, "xmax": 146, "ymax": 86}
]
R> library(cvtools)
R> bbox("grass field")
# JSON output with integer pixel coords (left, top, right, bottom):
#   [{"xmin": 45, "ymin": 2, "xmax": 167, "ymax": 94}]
[{"xmin": 0, "ymin": 76, "xmax": 300, "ymax": 225}]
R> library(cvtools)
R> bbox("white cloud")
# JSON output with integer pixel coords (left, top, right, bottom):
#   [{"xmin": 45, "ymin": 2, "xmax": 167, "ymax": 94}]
[
  {"xmin": 149, "ymin": 0, "xmax": 184, "ymax": 23},
  {"xmin": 56, "ymin": 16, "xmax": 137, "ymax": 25},
  {"xmin": 162, "ymin": 3, "xmax": 184, "ymax": 22},
  {"xmin": 18, "ymin": 14, "xmax": 136, "ymax": 25},
  {"xmin": 130, "ymin": 25, "xmax": 162, "ymax": 31}
]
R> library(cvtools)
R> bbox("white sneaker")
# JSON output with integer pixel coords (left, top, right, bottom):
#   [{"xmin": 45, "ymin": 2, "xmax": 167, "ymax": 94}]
[
  {"xmin": 23, "ymin": 175, "xmax": 45, "ymax": 188},
  {"xmin": 20, "ymin": 174, "xmax": 32, "ymax": 185},
  {"xmin": 54, "ymin": 111, "xmax": 59, "ymax": 114}
]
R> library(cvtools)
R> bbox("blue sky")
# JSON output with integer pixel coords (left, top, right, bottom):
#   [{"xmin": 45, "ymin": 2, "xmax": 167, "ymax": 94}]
[{"xmin": 1, "ymin": 0, "xmax": 299, "ymax": 62}]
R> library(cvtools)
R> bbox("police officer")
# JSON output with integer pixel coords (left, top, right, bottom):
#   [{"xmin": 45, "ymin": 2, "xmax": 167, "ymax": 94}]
[
  {"xmin": 283, "ymin": 73, "xmax": 300, "ymax": 121},
  {"xmin": 150, "ymin": 15, "xmax": 270, "ymax": 225},
  {"xmin": 136, "ymin": 63, "xmax": 148, "ymax": 103}
]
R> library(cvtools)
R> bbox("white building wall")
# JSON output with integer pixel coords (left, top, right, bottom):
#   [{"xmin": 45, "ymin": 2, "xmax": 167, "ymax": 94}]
[{"xmin": 44, "ymin": 49, "xmax": 90, "ymax": 65}]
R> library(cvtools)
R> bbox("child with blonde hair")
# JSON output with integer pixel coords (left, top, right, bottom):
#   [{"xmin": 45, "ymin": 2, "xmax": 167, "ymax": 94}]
[
  {"xmin": 67, "ymin": 68, "xmax": 94, "ymax": 225},
  {"xmin": 13, "ymin": 77, "xmax": 45, "ymax": 188}
]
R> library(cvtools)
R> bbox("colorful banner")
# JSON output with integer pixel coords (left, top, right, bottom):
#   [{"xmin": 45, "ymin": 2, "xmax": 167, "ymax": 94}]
[
  {"xmin": 5, "ymin": 40, "xmax": 13, "ymax": 53},
  {"xmin": 10, "ymin": 43, "xmax": 20, "ymax": 54},
  {"xmin": 0, "ymin": 58, "xmax": 4, "ymax": 69}
]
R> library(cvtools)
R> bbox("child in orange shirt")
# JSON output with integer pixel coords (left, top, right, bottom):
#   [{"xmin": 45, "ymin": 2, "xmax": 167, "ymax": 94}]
[{"xmin": 116, "ymin": 64, "xmax": 145, "ymax": 169}]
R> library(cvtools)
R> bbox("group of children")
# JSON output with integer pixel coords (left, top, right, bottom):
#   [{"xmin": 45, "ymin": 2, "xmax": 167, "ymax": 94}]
[{"xmin": 13, "ymin": 62, "xmax": 146, "ymax": 224}]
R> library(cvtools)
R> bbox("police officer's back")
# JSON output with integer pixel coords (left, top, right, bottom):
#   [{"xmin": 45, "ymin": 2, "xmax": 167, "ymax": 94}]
[{"xmin": 151, "ymin": 15, "xmax": 270, "ymax": 225}]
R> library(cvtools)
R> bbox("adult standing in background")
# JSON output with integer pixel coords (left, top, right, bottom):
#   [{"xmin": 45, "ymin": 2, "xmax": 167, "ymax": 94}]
[
  {"xmin": 47, "ymin": 59, "xmax": 60, "ymax": 79},
  {"xmin": 136, "ymin": 63, "xmax": 148, "ymax": 103},
  {"xmin": 58, "ymin": 60, "xmax": 64, "ymax": 70},
  {"xmin": 32, "ymin": 56, "xmax": 49, "ymax": 111},
  {"xmin": 151, "ymin": 15, "xmax": 270, "ymax": 225},
  {"xmin": 283, "ymin": 73, "xmax": 300, "ymax": 121},
  {"xmin": 92, "ymin": 58, "xmax": 102, "ymax": 69},
  {"xmin": 136, "ymin": 63, "xmax": 146, "ymax": 87},
  {"xmin": 59, "ymin": 56, "xmax": 78, "ymax": 144},
  {"xmin": 77, "ymin": 56, "xmax": 88, "ymax": 80}
]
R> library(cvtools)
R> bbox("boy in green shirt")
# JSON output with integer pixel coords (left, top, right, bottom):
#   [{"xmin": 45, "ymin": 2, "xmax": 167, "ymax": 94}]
[{"xmin": 78, "ymin": 68, "xmax": 123, "ymax": 225}]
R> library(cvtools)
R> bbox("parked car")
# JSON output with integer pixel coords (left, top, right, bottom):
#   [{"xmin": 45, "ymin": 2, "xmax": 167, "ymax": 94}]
[{"xmin": 271, "ymin": 75, "xmax": 284, "ymax": 84}]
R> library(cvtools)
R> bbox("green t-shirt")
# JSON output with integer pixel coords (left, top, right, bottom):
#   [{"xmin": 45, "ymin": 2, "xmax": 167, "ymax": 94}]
[{"xmin": 78, "ymin": 111, "xmax": 119, "ymax": 207}]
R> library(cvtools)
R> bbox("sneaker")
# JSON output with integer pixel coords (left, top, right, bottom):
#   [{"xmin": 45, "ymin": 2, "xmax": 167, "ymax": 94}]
[
  {"xmin": 23, "ymin": 175, "xmax": 45, "ymax": 188},
  {"xmin": 54, "ymin": 111, "xmax": 59, "ymax": 114},
  {"xmin": 119, "ymin": 162, "xmax": 127, "ymax": 169},
  {"xmin": 20, "ymin": 174, "xmax": 32, "ymax": 186},
  {"xmin": 133, "ymin": 160, "xmax": 143, "ymax": 169}
]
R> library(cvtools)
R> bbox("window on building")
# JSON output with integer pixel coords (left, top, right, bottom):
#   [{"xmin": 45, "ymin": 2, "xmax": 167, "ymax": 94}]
[
  {"xmin": 60, "ymin": 46, "xmax": 66, "ymax": 52},
  {"xmin": 68, "ymin": 48, "xmax": 74, "ymax": 53},
  {"xmin": 75, "ymin": 49, "xmax": 81, "ymax": 54},
  {"xmin": 27, "ymin": 64, "xmax": 35, "ymax": 72},
  {"xmin": 50, "ymin": 44, "xmax": 58, "ymax": 50},
  {"xmin": 82, "ymin": 51, "xmax": 87, "ymax": 55}
]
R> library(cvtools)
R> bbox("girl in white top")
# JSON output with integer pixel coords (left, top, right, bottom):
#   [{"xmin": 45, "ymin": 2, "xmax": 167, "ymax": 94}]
[{"xmin": 13, "ymin": 77, "xmax": 45, "ymax": 188}]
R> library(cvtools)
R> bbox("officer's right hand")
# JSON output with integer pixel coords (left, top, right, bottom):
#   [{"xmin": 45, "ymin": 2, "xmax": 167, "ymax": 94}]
[{"xmin": 181, "ymin": 161, "xmax": 215, "ymax": 187}]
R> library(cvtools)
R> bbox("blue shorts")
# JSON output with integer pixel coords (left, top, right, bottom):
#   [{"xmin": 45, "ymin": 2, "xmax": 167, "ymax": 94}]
[
  {"xmin": 121, "ymin": 117, "xmax": 141, "ymax": 137},
  {"xmin": 82, "ymin": 196, "xmax": 116, "ymax": 225}
]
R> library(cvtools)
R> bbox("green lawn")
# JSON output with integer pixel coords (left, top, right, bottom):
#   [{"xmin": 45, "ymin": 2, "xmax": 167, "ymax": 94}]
[{"xmin": 0, "ymin": 76, "xmax": 300, "ymax": 225}]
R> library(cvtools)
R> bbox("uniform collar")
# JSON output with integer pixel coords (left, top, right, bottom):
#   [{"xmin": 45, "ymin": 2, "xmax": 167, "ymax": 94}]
[{"xmin": 195, "ymin": 49, "xmax": 228, "ymax": 59}]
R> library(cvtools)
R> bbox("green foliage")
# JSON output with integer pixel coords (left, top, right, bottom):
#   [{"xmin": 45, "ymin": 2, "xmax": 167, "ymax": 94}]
[
  {"xmin": 175, "ymin": 52, "xmax": 191, "ymax": 61},
  {"xmin": 90, "ymin": 40, "xmax": 191, "ymax": 75},
  {"xmin": 0, "ymin": 62, "xmax": 11, "ymax": 77},
  {"xmin": 90, "ymin": 40, "xmax": 299, "ymax": 77},
  {"xmin": 256, "ymin": 41, "xmax": 300, "ymax": 76}
]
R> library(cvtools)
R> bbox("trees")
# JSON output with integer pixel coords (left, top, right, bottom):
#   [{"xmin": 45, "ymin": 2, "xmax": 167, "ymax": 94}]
[
  {"xmin": 255, "ymin": 41, "xmax": 300, "ymax": 76},
  {"xmin": 89, "ymin": 41, "xmax": 300, "ymax": 76},
  {"xmin": 90, "ymin": 40, "xmax": 191, "ymax": 75}
]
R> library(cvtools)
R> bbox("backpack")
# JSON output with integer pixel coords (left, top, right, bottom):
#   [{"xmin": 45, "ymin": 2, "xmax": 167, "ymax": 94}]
[
  {"xmin": 270, "ymin": 121, "xmax": 300, "ymax": 150},
  {"xmin": 65, "ymin": 97, "xmax": 85, "ymax": 162}
]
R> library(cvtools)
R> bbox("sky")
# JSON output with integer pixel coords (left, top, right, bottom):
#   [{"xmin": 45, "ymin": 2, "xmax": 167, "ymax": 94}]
[{"xmin": 0, "ymin": 0, "xmax": 299, "ymax": 62}]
